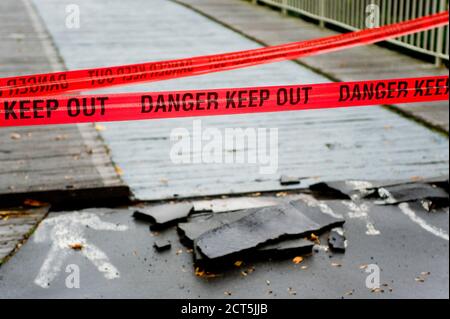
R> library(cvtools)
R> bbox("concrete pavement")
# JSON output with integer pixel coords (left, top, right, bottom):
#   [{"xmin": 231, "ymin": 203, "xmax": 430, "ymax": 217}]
[{"xmin": 30, "ymin": 0, "xmax": 449, "ymax": 201}]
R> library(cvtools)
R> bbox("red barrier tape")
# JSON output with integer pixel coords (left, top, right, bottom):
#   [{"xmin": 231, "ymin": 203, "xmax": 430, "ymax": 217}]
[
  {"xmin": 0, "ymin": 11, "xmax": 448, "ymax": 99},
  {"xmin": 1, "ymin": 76, "xmax": 447, "ymax": 127}
]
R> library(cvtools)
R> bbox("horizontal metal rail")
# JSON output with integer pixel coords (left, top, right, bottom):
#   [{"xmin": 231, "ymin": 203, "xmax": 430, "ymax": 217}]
[{"xmin": 251, "ymin": 0, "xmax": 449, "ymax": 65}]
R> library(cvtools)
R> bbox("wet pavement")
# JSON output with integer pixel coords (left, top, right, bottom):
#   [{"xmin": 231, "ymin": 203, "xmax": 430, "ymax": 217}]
[{"xmin": 0, "ymin": 194, "xmax": 447, "ymax": 299}]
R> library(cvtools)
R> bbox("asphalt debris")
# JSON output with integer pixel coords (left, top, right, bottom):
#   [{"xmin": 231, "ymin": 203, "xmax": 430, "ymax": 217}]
[
  {"xmin": 328, "ymin": 227, "xmax": 347, "ymax": 252},
  {"xmin": 309, "ymin": 180, "xmax": 375, "ymax": 200},
  {"xmin": 133, "ymin": 203, "xmax": 193, "ymax": 230}
]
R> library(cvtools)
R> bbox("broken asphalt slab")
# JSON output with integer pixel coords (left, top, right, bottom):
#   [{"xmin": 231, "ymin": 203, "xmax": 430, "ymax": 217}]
[
  {"xmin": 182, "ymin": 211, "xmax": 315, "ymax": 265},
  {"xmin": 133, "ymin": 203, "xmax": 193, "ymax": 230},
  {"xmin": 310, "ymin": 177, "xmax": 449, "ymax": 202},
  {"xmin": 0, "ymin": 199, "xmax": 448, "ymax": 298},
  {"xmin": 377, "ymin": 183, "xmax": 449, "ymax": 206},
  {"xmin": 195, "ymin": 201, "xmax": 344, "ymax": 260}
]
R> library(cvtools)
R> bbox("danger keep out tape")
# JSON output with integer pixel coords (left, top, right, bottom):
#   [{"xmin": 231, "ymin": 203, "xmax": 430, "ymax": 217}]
[
  {"xmin": 0, "ymin": 11, "xmax": 448, "ymax": 99},
  {"xmin": 1, "ymin": 76, "xmax": 448, "ymax": 127}
]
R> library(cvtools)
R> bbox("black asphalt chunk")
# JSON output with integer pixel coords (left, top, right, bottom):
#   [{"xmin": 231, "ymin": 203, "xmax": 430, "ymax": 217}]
[
  {"xmin": 309, "ymin": 181, "xmax": 374, "ymax": 200},
  {"xmin": 193, "ymin": 237, "xmax": 314, "ymax": 267},
  {"xmin": 257, "ymin": 238, "xmax": 314, "ymax": 258},
  {"xmin": 280, "ymin": 175, "xmax": 300, "ymax": 186},
  {"xmin": 328, "ymin": 228, "xmax": 347, "ymax": 252},
  {"xmin": 178, "ymin": 210, "xmax": 254, "ymax": 245},
  {"xmin": 196, "ymin": 204, "xmax": 320, "ymax": 260},
  {"xmin": 153, "ymin": 239, "xmax": 172, "ymax": 252},
  {"xmin": 290, "ymin": 200, "xmax": 345, "ymax": 231},
  {"xmin": 424, "ymin": 176, "xmax": 449, "ymax": 193},
  {"xmin": 378, "ymin": 183, "xmax": 449, "ymax": 206},
  {"xmin": 133, "ymin": 203, "xmax": 193, "ymax": 229}
]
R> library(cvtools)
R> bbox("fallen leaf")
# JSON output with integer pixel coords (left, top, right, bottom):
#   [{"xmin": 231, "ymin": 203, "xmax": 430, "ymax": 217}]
[
  {"xmin": 345, "ymin": 289, "xmax": 355, "ymax": 296},
  {"xmin": 69, "ymin": 243, "xmax": 84, "ymax": 251},
  {"xmin": 10, "ymin": 133, "xmax": 21, "ymax": 140},
  {"xmin": 95, "ymin": 124, "xmax": 106, "ymax": 131},
  {"xmin": 371, "ymin": 288, "xmax": 384, "ymax": 293},
  {"xmin": 331, "ymin": 262, "xmax": 342, "ymax": 267},
  {"xmin": 359, "ymin": 264, "xmax": 368, "ymax": 270},
  {"xmin": 54, "ymin": 134, "xmax": 68, "ymax": 141},
  {"xmin": 310, "ymin": 233, "xmax": 320, "ymax": 244},
  {"xmin": 293, "ymin": 256, "xmax": 304, "ymax": 264},
  {"xmin": 24, "ymin": 199, "xmax": 48, "ymax": 207},
  {"xmin": 114, "ymin": 165, "xmax": 124, "ymax": 176},
  {"xmin": 195, "ymin": 267, "xmax": 220, "ymax": 279},
  {"xmin": 276, "ymin": 192, "xmax": 288, "ymax": 197}
]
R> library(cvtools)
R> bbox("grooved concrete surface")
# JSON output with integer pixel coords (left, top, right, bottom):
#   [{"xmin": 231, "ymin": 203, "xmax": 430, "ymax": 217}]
[{"xmin": 31, "ymin": 0, "xmax": 449, "ymax": 201}]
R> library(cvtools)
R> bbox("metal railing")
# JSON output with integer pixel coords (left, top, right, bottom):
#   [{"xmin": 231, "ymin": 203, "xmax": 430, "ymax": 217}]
[{"xmin": 250, "ymin": 0, "xmax": 449, "ymax": 65}]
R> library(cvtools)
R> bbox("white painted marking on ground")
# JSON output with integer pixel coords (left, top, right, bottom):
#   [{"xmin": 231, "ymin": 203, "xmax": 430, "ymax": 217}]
[
  {"xmin": 34, "ymin": 212, "xmax": 127, "ymax": 288},
  {"xmin": 398, "ymin": 203, "xmax": 449, "ymax": 241},
  {"xmin": 298, "ymin": 194, "xmax": 344, "ymax": 219},
  {"xmin": 341, "ymin": 201, "xmax": 381, "ymax": 236},
  {"xmin": 345, "ymin": 180, "xmax": 374, "ymax": 200},
  {"xmin": 193, "ymin": 196, "xmax": 278, "ymax": 213}
]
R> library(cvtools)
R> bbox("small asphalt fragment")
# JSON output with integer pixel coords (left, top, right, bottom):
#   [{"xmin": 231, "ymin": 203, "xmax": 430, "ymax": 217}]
[
  {"xmin": 153, "ymin": 239, "xmax": 172, "ymax": 252},
  {"xmin": 328, "ymin": 228, "xmax": 347, "ymax": 252},
  {"xmin": 195, "ymin": 203, "xmax": 328, "ymax": 261},
  {"xmin": 133, "ymin": 203, "xmax": 193, "ymax": 230},
  {"xmin": 279, "ymin": 175, "xmax": 301, "ymax": 186}
]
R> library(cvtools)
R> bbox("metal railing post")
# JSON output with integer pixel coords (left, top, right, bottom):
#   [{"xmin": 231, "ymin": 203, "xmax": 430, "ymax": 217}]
[
  {"xmin": 319, "ymin": 0, "xmax": 325, "ymax": 28},
  {"xmin": 435, "ymin": 0, "xmax": 447, "ymax": 66},
  {"xmin": 281, "ymin": 0, "xmax": 288, "ymax": 15}
]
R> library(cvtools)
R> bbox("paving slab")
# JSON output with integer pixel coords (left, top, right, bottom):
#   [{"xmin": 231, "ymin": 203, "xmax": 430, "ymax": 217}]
[
  {"xmin": 31, "ymin": 0, "xmax": 449, "ymax": 201},
  {"xmin": 0, "ymin": 196, "xmax": 447, "ymax": 298},
  {"xmin": 0, "ymin": 0, "xmax": 129, "ymax": 208}
]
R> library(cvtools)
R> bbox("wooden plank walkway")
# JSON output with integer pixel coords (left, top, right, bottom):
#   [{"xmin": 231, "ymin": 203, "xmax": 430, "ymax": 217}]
[
  {"xmin": 176, "ymin": 0, "xmax": 450, "ymax": 133},
  {"xmin": 0, "ymin": 0, "xmax": 129, "ymax": 209},
  {"xmin": 31, "ymin": 0, "xmax": 449, "ymax": 201}
]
